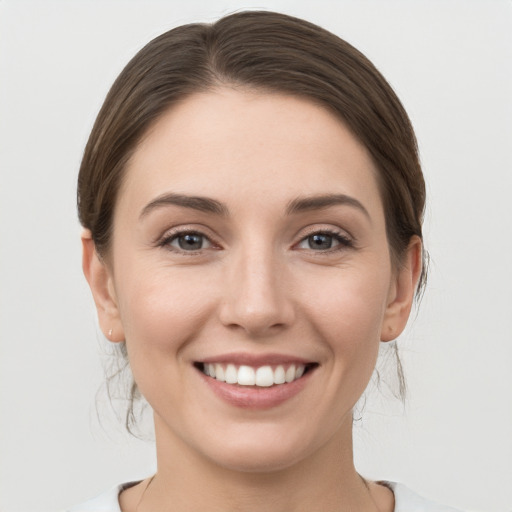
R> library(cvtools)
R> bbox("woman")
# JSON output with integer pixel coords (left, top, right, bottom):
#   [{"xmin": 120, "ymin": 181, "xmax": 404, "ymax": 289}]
[{"xmin": 71, "ymin": 10, "xmax": 460, "ymax": 512}]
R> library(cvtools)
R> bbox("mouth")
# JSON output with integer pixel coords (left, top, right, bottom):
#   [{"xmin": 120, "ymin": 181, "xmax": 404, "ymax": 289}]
[{"xmin": 194, "ymin": 362, "xmax": 318, "ymax": 387}]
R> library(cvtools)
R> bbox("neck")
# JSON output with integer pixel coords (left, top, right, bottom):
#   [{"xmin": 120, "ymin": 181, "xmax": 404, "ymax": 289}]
[{"xmin": 135, "ymin": 412, "xmax": 382, "ymax": 512}]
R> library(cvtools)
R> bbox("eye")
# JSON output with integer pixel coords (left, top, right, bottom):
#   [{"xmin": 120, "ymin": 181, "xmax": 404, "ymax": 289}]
[
  {"xmin": 296, "ymin": 231, "xmax": 353, "ymax": 251},
  {"xmin": 166, "ymin": 232, "xmax": 212, "ymax": 251},
  {"xmin": 304, "ymin": 233, "xmax": 335, "ymax": 250}
]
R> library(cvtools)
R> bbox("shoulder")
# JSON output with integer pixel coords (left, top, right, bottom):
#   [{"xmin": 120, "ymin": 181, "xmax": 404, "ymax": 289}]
[
  {"xmin": 386, "ymin": 482, "xmax": 464, "ymax": 512},
  {"xmin": 66, "ymin": 481, "xmax": 140, "ymax": 512}
]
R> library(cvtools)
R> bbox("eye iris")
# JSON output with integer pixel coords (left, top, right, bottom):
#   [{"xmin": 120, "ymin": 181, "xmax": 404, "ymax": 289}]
[
  {"xmin": 309, "ymin": 234, "xmax": 332, "ymax": 250},
  {"xmin": 178, "ymin": 233, "xmax": 203, "ymax": 250}
]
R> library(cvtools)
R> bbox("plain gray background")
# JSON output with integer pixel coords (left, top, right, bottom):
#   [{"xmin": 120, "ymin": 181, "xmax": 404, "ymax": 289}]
[{"xmin": 1, "ymin": 1, "xmax": 511, "ymax": 511}]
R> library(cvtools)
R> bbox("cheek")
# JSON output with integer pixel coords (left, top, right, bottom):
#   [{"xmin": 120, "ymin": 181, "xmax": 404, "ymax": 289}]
[
  {"xmin": 114, "ymin": 262, "xmax": 218, "ymax": 362},
  {"xmin": 297, "ymin": 262, "xmax": 391, "ymax": 389},
  {"xmin": 304, "ymin": 266, "xmax": 389, "ymax": 339},
  {"xmin": 113, "ymin": 264, "xmax": 221, "ymax": 411}
]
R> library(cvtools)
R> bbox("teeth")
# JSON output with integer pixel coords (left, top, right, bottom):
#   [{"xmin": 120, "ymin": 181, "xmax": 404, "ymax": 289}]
[
  {"xmin": 215, "ymin": 364, "xmax": 225, "ymax": 382},
  {"xmin": 255, "ymin": 366, "xmax": 274, "ymax": 387},
  {"xmin": 285, "ymin": 365, "xmax": 296, "ymax": 383},
  {"xmin": 238, "ymin": 365, "xmax": 255, "ymax": 385},
  {"xmin": 225, "ymin": 364, "xmax": 237, "ymax": 384},
  {"xmin": 202, "ymin": 363, "xmax": 308, "ymax": 387},
  {"xmin": 274, "ymin": 365, "xmax": 285, "ymax": 384}
]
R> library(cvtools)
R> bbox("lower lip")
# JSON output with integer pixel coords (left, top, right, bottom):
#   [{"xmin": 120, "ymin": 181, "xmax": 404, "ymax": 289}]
[{"xmin": 198, "ymin": 369, "xmax": 313, "ymax": 410}]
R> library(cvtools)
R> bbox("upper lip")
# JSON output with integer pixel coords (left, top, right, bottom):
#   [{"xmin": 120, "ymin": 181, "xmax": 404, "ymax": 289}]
[{"xmin": 197, "ymin": 352, "xmax": 317, "ymax": 366}]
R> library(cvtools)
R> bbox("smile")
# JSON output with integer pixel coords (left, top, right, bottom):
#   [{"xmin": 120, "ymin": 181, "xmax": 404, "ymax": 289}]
[{"xmin": 197, "ymin": 363, "xmax": 316, "ymax": 387}]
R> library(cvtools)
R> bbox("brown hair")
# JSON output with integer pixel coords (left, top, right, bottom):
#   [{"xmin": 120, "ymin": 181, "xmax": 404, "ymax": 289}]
[{"xmin": 78, "ymin": 10, "xmax": 426, "ymax": 432}]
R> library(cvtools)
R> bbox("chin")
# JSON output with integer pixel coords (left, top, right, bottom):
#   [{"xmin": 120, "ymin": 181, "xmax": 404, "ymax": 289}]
[
  {"xmin": 197, "ymin": 425, "xmax": 325, "ymax": 474},
  {"xmin": 208, "ymin": 446, "xmax": 307, "ymax": 474}
]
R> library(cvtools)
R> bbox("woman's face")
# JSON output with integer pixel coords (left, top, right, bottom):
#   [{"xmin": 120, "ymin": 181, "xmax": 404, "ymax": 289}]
[{"xmin": 85, "ymin": 89, "xmax": 418, "ymax": 472}]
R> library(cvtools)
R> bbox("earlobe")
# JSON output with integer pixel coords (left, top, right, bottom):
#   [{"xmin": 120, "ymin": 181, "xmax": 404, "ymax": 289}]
[
  {"xmin": 381, "ymin": 236, "xmax": 423, "ymax": 342},
  {"xmin": 81, "ymin": 229, "xmax": 125, "ymax": 343}
]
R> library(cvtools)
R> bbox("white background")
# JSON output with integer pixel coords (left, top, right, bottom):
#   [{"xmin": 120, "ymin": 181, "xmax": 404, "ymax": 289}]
[{"xmin": 1, "ymin": 1, "xmax": 511, "ymax": 511}]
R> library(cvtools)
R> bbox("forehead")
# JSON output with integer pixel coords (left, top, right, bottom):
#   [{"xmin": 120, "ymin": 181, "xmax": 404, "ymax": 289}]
[{"xmin": 119, "ymin": 89, "xmax": 383, "ymax": 217}]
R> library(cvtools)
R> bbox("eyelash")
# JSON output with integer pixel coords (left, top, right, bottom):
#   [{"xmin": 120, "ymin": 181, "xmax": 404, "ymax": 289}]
[
  {"xmin": 294, "ymin": 229, "xmax": 354, "ymax": 253},
  {"xmin": 158, "ymin": 229, "xmax": 217, "ymax": 254},
  {"xmin": 157, "ymin": 228, "xmax": 354, "ymax": 255}
]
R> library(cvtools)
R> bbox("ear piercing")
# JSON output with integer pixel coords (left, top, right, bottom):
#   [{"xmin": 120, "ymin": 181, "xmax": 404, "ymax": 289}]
[{"xmin": 108, "ymin": 328, "xmax": 113, "ymax": 338}]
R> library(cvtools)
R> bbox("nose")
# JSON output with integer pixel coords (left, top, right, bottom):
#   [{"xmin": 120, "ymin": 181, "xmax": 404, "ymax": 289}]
[{"xmin": 218, "ymin": 246, "xmax": 295, "ymax": 337}]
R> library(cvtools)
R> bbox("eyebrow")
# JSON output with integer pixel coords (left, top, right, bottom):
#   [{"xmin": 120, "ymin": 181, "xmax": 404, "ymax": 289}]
[
  {"xmin": 139, "ymin": 193, "xmax": 228, "ymax": 219},
  {"xmin": 286, "ymin": 194, "xmax": 370, "ymax": 219},
  {"xmin": 139, "ymin": 192, "xmax": 370, "ymax": 220}
]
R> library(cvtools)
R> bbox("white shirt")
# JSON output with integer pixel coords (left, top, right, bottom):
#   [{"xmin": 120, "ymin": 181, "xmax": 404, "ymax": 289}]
[{"xmin": 67, "ymin": 481, "xmax": 463, "ymax": 511}]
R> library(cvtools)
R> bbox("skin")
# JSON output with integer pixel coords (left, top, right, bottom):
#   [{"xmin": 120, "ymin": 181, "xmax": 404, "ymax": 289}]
[{"xmin": 83, "ymin": 89, "xmax": 422, "ymax": 511}]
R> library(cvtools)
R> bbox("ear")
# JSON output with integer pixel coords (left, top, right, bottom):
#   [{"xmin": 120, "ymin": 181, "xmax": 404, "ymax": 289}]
[
  {"xmin": 81, "ymin": 229, "xmax": 124, "ymax": 343},
  {"xmin": 381, "ymin": 236, "xmax": 423, "ymax": 342}
]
